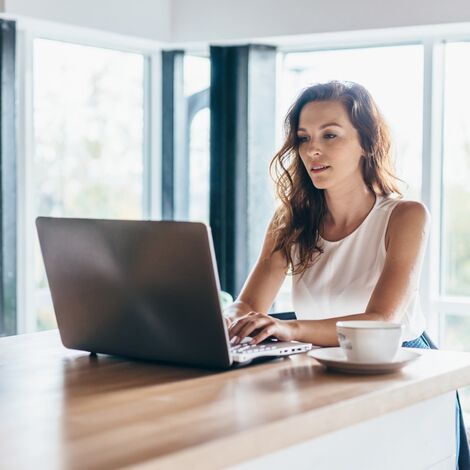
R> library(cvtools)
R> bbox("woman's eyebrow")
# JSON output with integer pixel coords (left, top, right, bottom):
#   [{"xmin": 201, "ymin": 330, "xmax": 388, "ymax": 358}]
[
  {"xmin": 320, "ymin": 122, "xmax": 342, "ymax": 129},
  {"xmin": 297, "ymin": 122, "xmax": 343, "ymax": 132}
]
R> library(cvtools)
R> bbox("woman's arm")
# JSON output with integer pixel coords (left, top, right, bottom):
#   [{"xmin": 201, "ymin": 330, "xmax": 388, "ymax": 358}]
[
  {"xmin": 223, "ymin": 222, "xmax": 288, "ymax": 324},
  {"xmin": 230, "ymin": 201, "xmax": 430, "ymax": 346}
]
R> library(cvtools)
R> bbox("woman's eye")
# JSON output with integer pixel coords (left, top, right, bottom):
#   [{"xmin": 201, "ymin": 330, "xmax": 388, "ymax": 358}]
[
  {"xmin": 324, "ymin": 133, "xmax": 337, "ymax": 139},
  {"xmin": 296, "ymin": 135, "xmax": 308, "ymax": 143}
]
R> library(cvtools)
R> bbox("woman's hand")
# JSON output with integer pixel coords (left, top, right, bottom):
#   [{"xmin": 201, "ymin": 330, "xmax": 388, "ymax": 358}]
[
  {"xmin": 228, "ymin": 312, "xmax": 297, "ymax": 345},
  {"xmin": 222, "ymin": 300, "xmax": 256, "ymax": 329}
]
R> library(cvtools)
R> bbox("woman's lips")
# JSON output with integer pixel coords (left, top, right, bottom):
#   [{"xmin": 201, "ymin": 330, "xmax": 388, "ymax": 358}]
[{"xmin": 311, "ymin": 166, "xmax": 330, "ymax": 174}]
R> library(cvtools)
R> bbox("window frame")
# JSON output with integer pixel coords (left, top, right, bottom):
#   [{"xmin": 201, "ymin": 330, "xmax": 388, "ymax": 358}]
[
  {"xmin": 277, "ymin": 28, "xmax": 470, "ymax": 344},
  {"xmin": 13, "ymin": 18, "xmax": 470, "ymax": 343},
  {"xmin": 186, "ymin": 87, "xmax": 210, "ymax": 223},
  {"xmin": 15, "ymin": 20, "xmax": 162, "ymax": 333}
]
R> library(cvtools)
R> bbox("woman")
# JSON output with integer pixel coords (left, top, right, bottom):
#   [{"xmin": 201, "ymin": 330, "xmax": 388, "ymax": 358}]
[{"xmin": 224, "ymin": 81, "xmax": 469, "ymax": 468}]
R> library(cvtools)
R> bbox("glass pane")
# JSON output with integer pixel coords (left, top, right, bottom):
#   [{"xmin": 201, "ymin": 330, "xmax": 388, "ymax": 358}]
[
  {"xmin": 281, "ymin": 45, "xmax": 423, "ymax": 200},
  {"xmin": 442, "ymin": 313, "xmax": 470, "ymax": 351},
  {"xmin": 442, "ymin": 42, "xmax": 470, "ymax": 296},
  {"xmin": 184, "ymin": 55, "xmax": 210, "ymax": 224},
  {"xmin": 189, "ymin": 108, "xmax": 210, "ymax": 224},
  {"xmin": 275, "ymin": 45, "xmax": 424, "ymax": 312},
  {"xmin": 184, "ymin": 55, "xmax": 210, "ymax": 96},
  {"xmin": 442, "ymin": 314, "xmax": 470, "ymax": 416},
  {"xmin": 33, "ymin": 39, "xmax": 145, "ymax": 331}
]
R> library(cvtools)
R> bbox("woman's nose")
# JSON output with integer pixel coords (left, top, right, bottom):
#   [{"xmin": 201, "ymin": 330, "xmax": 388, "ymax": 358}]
[{"xmin": 306, "ymin": 139, "xmax": 321, "ymax": 157}]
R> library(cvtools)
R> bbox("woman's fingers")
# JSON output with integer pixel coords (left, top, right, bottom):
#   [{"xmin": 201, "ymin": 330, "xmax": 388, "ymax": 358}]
[
  {"xmin": 250, "ymin": 324, "xmax": 276, "ymax": 345},
  {"xmin": 229, "ymin": 313, "xmax": 259, "ymax": 337},
  {"xmin": 229, "ymin": 315, "xmax": 296, "ymax": 345},
  {"xmin": 228, "ymin": 311, "xmax": 256, "ymax": 337},
  {"xmin": 237, "ymin": 318, "xmax": 268, "ymax": 342},
  {"xmin": 229, "ymin": 314, "xmax": 274, "ymax": 344}
]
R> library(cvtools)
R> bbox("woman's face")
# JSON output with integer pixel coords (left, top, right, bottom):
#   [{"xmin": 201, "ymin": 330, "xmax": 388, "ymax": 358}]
[{"xmin": 297, "ymin": 100, "xmax": 365, "ymax": 191}]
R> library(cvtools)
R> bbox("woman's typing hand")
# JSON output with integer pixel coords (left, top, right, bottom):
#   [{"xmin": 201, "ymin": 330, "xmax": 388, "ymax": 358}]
[
  {"xmin": 228, "ymin": 312, "xmax": 297, "ymax": 345},
  {"xmin": 222, "ymin": 300, "xmax": 256, "ymax": 329}
]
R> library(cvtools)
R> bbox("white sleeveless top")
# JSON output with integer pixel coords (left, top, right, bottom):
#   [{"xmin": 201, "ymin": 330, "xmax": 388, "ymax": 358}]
[{"xmin": 291, "ymin": 195, "xmax": 425, "ymax": 342}]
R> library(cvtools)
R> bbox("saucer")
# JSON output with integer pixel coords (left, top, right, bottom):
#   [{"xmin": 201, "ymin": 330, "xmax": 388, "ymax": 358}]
[{"xmin": 308, "ymin": 347, "xmax": 421, "ymax": 374}]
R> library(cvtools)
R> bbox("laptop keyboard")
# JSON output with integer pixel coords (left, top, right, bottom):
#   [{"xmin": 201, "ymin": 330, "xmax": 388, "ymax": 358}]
[
  {"xmin": 230, "ymin": 343, "xmax": 279, "ymax": 354},
  {"xmin": 230, "ymin": 340, "xmax": 312, "ymax": 363}
]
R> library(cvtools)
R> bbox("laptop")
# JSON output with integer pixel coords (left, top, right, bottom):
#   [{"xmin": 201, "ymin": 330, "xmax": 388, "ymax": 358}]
[{"xmin": 36, "ymin": 217, "xmax": 312, "ymax": 369}]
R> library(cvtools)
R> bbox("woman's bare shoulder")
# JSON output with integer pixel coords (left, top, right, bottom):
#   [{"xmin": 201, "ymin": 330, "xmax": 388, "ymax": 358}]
[
  {"xmin": 385, "ymin": 200, "xmax": 430, "ymax": 247},
  {"xmin": 390, "ymin": 200, "xmax": 430, "ymax": 225}
]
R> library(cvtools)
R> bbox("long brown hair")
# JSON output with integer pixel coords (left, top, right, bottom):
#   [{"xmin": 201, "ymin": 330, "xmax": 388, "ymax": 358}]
[{"xmin": 270, "ymin": 81, "xmax": 402, "ymax": 276}]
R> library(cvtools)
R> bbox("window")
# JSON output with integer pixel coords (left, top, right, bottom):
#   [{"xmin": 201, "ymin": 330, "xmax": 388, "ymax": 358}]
[
  {"xmin": 440, "ymin": 42, "xmax": 470, "ymax": 416},
  {"xmin": 274, "ymin": 45, "xmax": 424, "ymax": 312},
  {"xmin": 188, "ymin": 108, "xmax": 210, "ymax": 224},
  {"xmin": 442, "ymin": 42, "xmax": 470, "ymax": 298},
  {"xmin": 280, "ymin": 45, "xmax": 423, "ymax": 199},
  {"xmin": 30, "ymin": 38, "xmax": 146, "ymax": 331},
  {"xmin": 184, "ymin": 55, "xmax": 210, "ymax": 224}
]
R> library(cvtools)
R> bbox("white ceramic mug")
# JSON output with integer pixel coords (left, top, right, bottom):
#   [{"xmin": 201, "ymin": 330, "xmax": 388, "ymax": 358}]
[{"xmin": 336, "ymin": 321, "xmax": 404, "ymax": 364}]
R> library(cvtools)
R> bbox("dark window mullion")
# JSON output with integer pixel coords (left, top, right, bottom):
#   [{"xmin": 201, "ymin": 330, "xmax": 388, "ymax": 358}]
[
  {"xmin": 0, "ymin": 19, "xmax": 17, "ymax": 336},
  {"xmin": 210, "ymin": 45, "xmax": 276, "ymax": 297},
  {"xmin": 161, "ymin": 50, "xmax": 186, "ymax": 220}
]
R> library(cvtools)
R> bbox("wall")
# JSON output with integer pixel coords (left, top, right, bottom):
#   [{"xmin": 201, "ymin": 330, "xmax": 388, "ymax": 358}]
[
  {"xmin": 171, "ymin": 0, "xmax": 470, "ymax": 43},
  {"xmin": 1, "ymin": 0, "xmax": 172, "ymax": 42},
  {"xmin": 2, "ymin": 0, "xmax": 470, "ymax": 44}
]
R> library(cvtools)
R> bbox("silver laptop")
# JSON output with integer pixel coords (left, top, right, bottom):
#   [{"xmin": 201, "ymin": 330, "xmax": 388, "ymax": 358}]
[{"xmin": 36, "ymin": 217, "xmax": 312, "ymax": 369}]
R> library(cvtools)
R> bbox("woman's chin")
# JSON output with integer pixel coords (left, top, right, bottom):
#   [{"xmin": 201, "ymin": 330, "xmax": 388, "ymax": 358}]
[{"xmin": 310, "ymin": 177, "xmax": 330, "ymax": 190}]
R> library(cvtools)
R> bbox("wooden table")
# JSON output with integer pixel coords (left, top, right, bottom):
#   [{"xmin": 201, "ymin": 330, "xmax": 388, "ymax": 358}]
[{"xmin": 2, "ymin": 330, "xmax": 470, "ymax": 470}]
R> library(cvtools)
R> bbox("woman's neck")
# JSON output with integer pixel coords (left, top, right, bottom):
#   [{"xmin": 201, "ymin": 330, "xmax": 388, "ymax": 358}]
[{"xmin": 323, "ymin": 186, "xmax": 376, "ymax": 230}]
